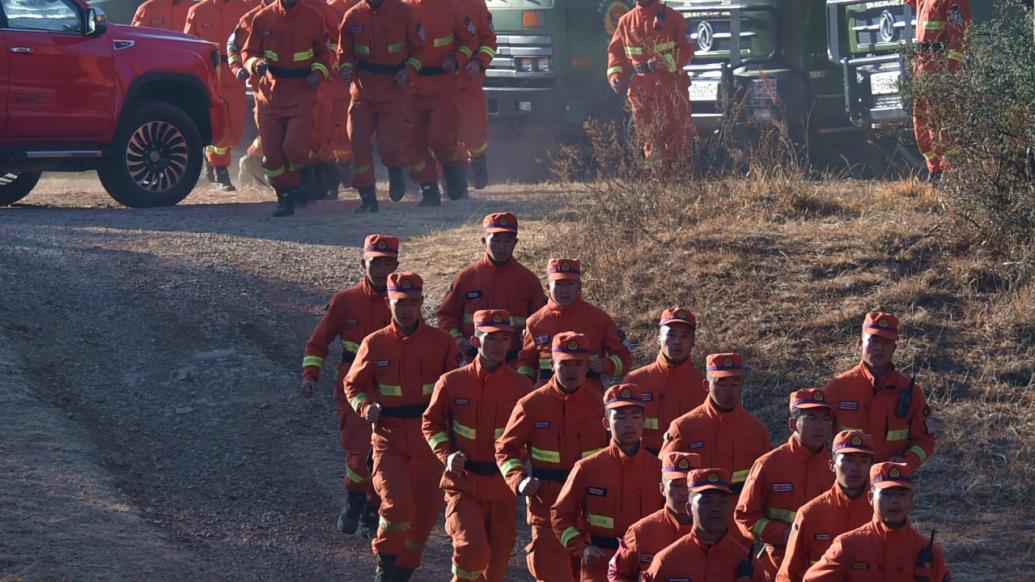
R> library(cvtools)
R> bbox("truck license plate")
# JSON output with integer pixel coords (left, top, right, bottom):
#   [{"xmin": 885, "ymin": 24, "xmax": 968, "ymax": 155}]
[
  {"xmin": 688, "ymin": 81, "xmax": 719, "ymax": 102},
  {"xmin": 870, "ymin": 71, "xmax": 901, "ymax": 96}
]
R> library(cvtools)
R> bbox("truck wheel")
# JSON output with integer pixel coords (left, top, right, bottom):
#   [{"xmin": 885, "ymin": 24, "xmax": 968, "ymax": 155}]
[
  {"xmin": 98, "ymin": 101, "xmax": 202, "ymax": 208},
  {"xmin": 0, "ymin": 171, "xmax": 41, "ymax": 205}
]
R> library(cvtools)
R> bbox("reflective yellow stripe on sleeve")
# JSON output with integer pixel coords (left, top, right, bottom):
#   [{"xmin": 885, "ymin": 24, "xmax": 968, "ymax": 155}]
[
  {"xmin": 624, "ymin": 46, "xmax": 643, "ymax": 56},
  {"xmin": 423, "ymin": 383, "xmax": 436, "ymax": 395},
  {"xmin": 766, "ymin": 507, "xmax": 797, "ymax": 524},
  {"xmin": 302, "ymin": 355, "xmax": 324, "ymax": 368},
  {"xmin": 588, "ymin": 514, "xmax": 615, "ymax": 529},
  {"xmin": 607, "ymin": 354, "xmax": 624, "ymax": 376},
  {"xmin": 379, "ymin": 517, "xmax": 411, "ymax": 533},
  {"xmin": 947, "ymin": 49, "xmax": 964, "ymax": 62},
  {"xmin": 478, "ymin": 45, "xmax": 495, "ymax": 58},
  {"xmin": 406, "ymin": 57, "xmax": 422, "ymax": 71},
  {"xmin": 341, "ymin": 340, "xmax": 361, "ymax": 353},
  {"xmin": 531, "ymin": 447, "xmax": 560, "ymax": 463},
  {"xmin": 380, "ymin": 384, "xmax": 402, "ymax": 397},
  {"xmin": 293, "ymin": 48, "xmax": 314, "ymax": 61},
  {"xmin": 458, "ymin": 45, "xmax": 473, "ymax": 58},
  {"xmin": 350, "ymin": 392, "xmax": 369, "ymax": 411},
  {"xmin": 607, "ymin": 65, "xmax": 624, "ymax": 76},
  {"xmin": 428, "ymin": 431, "xmax": 450, "ymax": 451},
  {"xmin": 908, "ymin": 445, "xmax": 929, "ymax": 463},
  {"xmin": 644, "ymin": 418, "xmax": 659, "ymax": 430},
  {"xmin": 581, "ymin": 448, "xmax": 602, "ymax": 459},
  {"xmin": 387, "ymin": 41, "xmax": 404, "ymax": 53},
  {"xmin": 452, "ymin": 564, "xmax": 484, "ymax": 580},
  {"xmin": 732, "ymin": 469, "xmax": 750, "ymax": 483},
  {"xmin": 345, "ymin": 465, "xmax": 368, "ymax": 483},
  {"xmin": 452, "ymin": 419, "xmax": 476, "ymax": 440},
  {"xmin": 923, "ymin": 20, "xmax": 946, "ymax": 30},
  {"xmin": 495, "ymin": 427, "xmax": 504, "ymax": 439},
  {"xmin": 500, "ymin": 458, "xmax": 524, "ymax": 476},
  {"xmin": 510, "ymin": 315, "xmax": 527, "ymax": 327},
  {"xmin": 655, "ymin": 41, "xmax": 675, "ymax": 53},
  {"xmin": 311, "ymin": 62, "xmax": 330, "ymax": 78},
  {"xmin": 449, "ymin": 329, "xmax": 463, "ymax": 338},
  {"xmin": 264, "ymin": 166, "xmax": 286, "ymax": 178},
  {"xmin": 355, "ymin": 43, "xmax": 371, "ymax": 55},
  {"xmin": 538, "ymin": 358, "xmax": 552, "ymax": 370},
  {"xmin": 433, "ymin": 33, "xmax": 455, "ymax": 47},
  {"xmin": 886, "ymin": 428, "xmax": 909, "ymax": 442},
  {"xmin": 264, "ymin": 49, "xmax": 279, "ymax": 61},
  {"xmin": 517, "ymin": 366, "xmax": 536, "ymax": 377},
  {"xmin": 752, "ymin": 518, "xmax": 771, "ymax": 540},
  {"xmin": 560, "ymin": 526, "xmax": 582, "ymax": 548}
]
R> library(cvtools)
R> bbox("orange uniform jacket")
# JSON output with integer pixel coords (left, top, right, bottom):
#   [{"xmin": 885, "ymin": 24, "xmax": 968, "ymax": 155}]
[
  {"xmin": 185, "ymin": 0, "xmax": 253, "ymax": 64},
  {"xmin": 336, "ymin": 0, "xmax": 424, "ymax": 94},
  {"xmin": 423, "ymin": 357, "xmax": 531, "ymax": 499},
  {"xmin": 643, "ymin": 530, "xmax": 753, "ymax": 582},
  {"xmin": 608, "ymin": 508, "xmax": 693, "ymax": 582},
  {"xmin": 552, "ymin": 443, "xmax": 664, "ymax": 557},
  {"xmin": 302, "ymin": 278, "xmax": 391, "ymax": 384},
  {"xmin": 457, "ymin": 0, "xmax": 495, "ymax": 83},
  {"xmin": 228, "ymin": 0, "xmax": 268, "ymax": 81},
  {"xmin": 735, "ymin": 436, "xmax": 835, "ymax": 581},
  {"xmin": 406, "ymin": 0, "xmax": 476, "ymax": 95},
  {"xmin": 625, "ymin": 353, "xmax": 707, "ymax": 453},
  {"xmin": 803, "ymin": 518, "xmax": 949, "ymax": 582},
  {"xmin": 132, "ymin": 0, "xmax": 193, "ymax": 31},
  {"xmin": 436, "ymin": 255, "xmax": 547, "ymax": 351},
  {"xmin": 777, "ymin": 484, "xmax": 873, "ymax": 582},
  {"xmin": 606, "ymin": 2, "xmax": 693, "ymax": 88},
  {"xmin": 495, "ymin": 379, "xmax": 608, "ymax": 527},
  {"xmin": 660, "ymin": 398, "xmax": 772, "ymax": 490},
  {"xmin": 908, "ymin": 0, "xmax": 971, "ymax": 66},
  {"xmin": 516, "ymin": 298, "xmax": 632, "ymax": 390},
  {"xmin": 822, "ymin": 363, "xmax": 935, "ymax": 470}
]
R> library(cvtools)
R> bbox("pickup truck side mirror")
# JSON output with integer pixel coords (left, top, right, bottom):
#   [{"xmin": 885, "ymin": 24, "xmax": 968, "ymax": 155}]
[{"xmin": 86, "ymin": 7, "xmax": 108, "ymax": 37}]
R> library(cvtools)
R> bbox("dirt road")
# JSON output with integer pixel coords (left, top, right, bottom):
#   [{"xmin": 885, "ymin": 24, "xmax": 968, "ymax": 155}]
[{"xmin": 1, "ymin": 175, "xmax": 561, "ymax": 580}]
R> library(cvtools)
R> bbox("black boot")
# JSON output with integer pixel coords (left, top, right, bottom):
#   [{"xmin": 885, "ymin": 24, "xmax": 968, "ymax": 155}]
[
  {"xmin": 374, "ymin": 554, "xmax": 397, "ymax": 582},
  {"xmin": 337, "ymin": 162, "xmax": 353, "ymax": 191},
  {"xmin": 418, "ymin": 181, "xmax": 441, "ymax": 207},
  {"xmin": 443, "ymin": 164, "xmax": 469, "ymax": 200},
  {"xmin": 356, "ymin": 185, "xmax": 379, "ymax": 213},
  {"xmin": 337, "ymin": 490, "xmax": 367, "ymax": 534},
  {"xmin": 387, "ymin": 167, "xmax": 407, "ymax": 201},
  {"xmin": 272, "ymin": 188, "xmax": 295, "ymax": 217},
  {"xmin": 215, "ymin": 166, "xmax": 236, "ymax": 191},
  {"xmin": 319, "ymin": 162, "xmax": 340, "ymax": 200},
  {"xmin": 297, "ymin": 166, "xmax": 318, "ymax": 208},
  {"xmin": 359, "ymin": 500, "xmax": 379, "ymax": 539},
  {"xmin": 204, "ymin": 160, "xmax": 216, "ymax": 183},
  {"xmin": 394, "ymin": 568, "xmax": 415, "ymax": 581},
  {"xmin": 470, "ymin": 154, "xmax": 489, "ymax": 190}
]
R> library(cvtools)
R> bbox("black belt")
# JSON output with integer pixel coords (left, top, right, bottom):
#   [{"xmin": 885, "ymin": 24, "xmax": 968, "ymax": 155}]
[
  {"xmin": 916, "ymin": 41, "xmax": 946, "ymax": 53},
  {"xmin": 531, "ymin": 467, "xmax": 569, "ymax": 483},
  {"xmin": 380, "ymin": 403, "xmax": 427, "ymax": 418},
  {"xmin": 590, "ymin": 535, "xmax": 619, "ymax": 550},
  {"xmin": 464, "ymin": 460, "xmax": 498, "ymax": 476},
  {"xmin": 418, "ymin": 66, "xmax": 448, "ymax": 76},
  {"xmin": 268, "ymin": 66, "xmax": 310, "ymax": 79},
  {"xmin": 358, "ymin": 60, "xmax": 404, "ymax": 74}
]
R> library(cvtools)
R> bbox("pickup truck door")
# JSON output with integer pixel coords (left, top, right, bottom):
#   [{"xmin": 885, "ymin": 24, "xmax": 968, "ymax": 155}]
[{"xmin": 0, "ymin": 0, "xmax": 115, "ymax": 144}]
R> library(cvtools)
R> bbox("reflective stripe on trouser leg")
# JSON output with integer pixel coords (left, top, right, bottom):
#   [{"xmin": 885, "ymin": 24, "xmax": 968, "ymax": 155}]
[
  {"xmin": 526, "ymin": 525, "xmax": 577, "ymax": 582},
  {"xmin": 396, "ymin": 450, "xmax": 445, "ymax": 569},
  {"xmin": 409, "ymin": 105, "xmax": 439, "ymax": 183},
  {"xmin": 457, "ymin": 82, "xmax": 488, "ymax": 159},
  {"xmin": 258, "ymin": 109, "xmax": 300, "ymax": 190},
  {"xmin": 346, "ymin": 95, "xmax": 377, "ymax": 188}
]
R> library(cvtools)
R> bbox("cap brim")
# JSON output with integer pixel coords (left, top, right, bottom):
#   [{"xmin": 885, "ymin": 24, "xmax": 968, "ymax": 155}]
[
  {"xmin": 835, "ymin": 446, "xmax": 875, "ymax": 455},
  {"xmin": 691, "ymin": 484, "xmax": 733, "ymax": 494},
  {"xmin": 485, "ymin": 227, "xmax": 517, "ymax": 234},
  {"xmin": 477, "ymin": 324, "xmax": 512, "ymax": 333},
  {"xmin": 548, "ymin": 273, "xmax": 581, "ymax": 281},
  {"xmin": 707, "ymin": 370, "xmax": 744, "ymax": 378},
  {"xmin": 794, "ymin": 402, "xmax": 833, "ymax": 411},
  {"xmin": 662, "ymin": 470, "xmax": 690, "ymax": 480},
  {"xmin": 864, "ymin": 329, "xmax": 898, "ymax": 341},
  {"xmin": 388, "ymin": 290, "xmax": 422, "ymax": 299},
  {"xmin": 872, "ymin": 480, "xmax": 912, "ymax": 490},
  {"xmin": 553, "ymin": 352, "xmax": 589, "ymax": 361},
  {"xmin": 604, "ymin": 401, "xmax": 645, "ymax": 410},
  {"xmin": 660, "ymin": 319, "xmax": 695, "ymax": 328},
  {"xmin": 365, "ymin": 250, "xmax": 398, "ymax": 258}
]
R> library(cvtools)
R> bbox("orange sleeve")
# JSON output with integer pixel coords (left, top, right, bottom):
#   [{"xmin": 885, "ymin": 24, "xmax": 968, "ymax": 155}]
[
  {"xmin": 342, "ymin": 337, "xmax": 379, "ymax": 416},
  {"xmin": 551, "ymin": 464, "xmax": 587, "ymax": 557},
  {"xmin": 474, "ymin": 2, "xmax": 496, "ymax": 70},
  {"xmin": 336, "ymin": 11, "xmax": 355, "ymax": 70},
  {"xmin": 515, "ymin": 321, "xmax": 539, "ymax": 380},
  {"xmin": 607, "ymin": 19, "xmax": 630, "ymax": 83},
  {"xmin": 405, "ymin": 5, "xmax": 425, "ymax": 78},
  {"xmin": 183, "ymin": 3, "xmax": 198, "ymax": 35},
  {"xmin": 421, "ymin": 376, "xmax": 454, "ymax": 463},
  {"xmin": 240, "ymin": 11, "xmax": 266, "ymax": 74},
  {"xmin": 658, "ymin": 417, "xmax": 682, "ymax": 457},
  {"xmin": 776, "ymin": 507, "xmax": 810, "ymax": 582},
  {"xmin": 608, "ymin": 530, "xmax": 641, "ymax": 582},
  {"xmin": 802, "ymin": 536, "xmax": 849, "ymax": 582},
  {"xmin": 452, "ymin": 3, "xmax": 476, "ymax": 69},
  {"xmin": 495, "ymin": 398, "xmax": 532, "ymax": 492},
  {"xmin": 904, "ymin": 384, "xmax": 935, "ymax": 470},
  {"xmin": 302, "ymin": 296, "xmax": 346, "ymax": 381},
  {"xmin": 311, "ymin": 9, "xmax": 332, "ymax": 79},
  {"xmin": 734, "ymin": 460, "xmax": 788, "ymax": 546},
  {"xmin": 946, "ymin": 0, "xmax": 971, "ymax": 67},
  {"xmin": 130, "ymin": 2, "xmax": 146, "ymax": 26},
  {"xmin": 673, "ymin": 7, "xmax": 693, "ymax": 70},
  {"xmin": 436, "ymin": 270, "xmax": 467, "ymax": 339},
  {"xmin": 600, "ymin": 315, "xmax": 631, "ymax": 378}
]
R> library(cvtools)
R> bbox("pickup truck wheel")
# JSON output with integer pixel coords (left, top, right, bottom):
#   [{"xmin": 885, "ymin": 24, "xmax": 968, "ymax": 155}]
[
  {"xmin": 98, "ymin": 101, "xmax": 202, "ymax": 208},
  {"xmin": 0, "ymin": 171, "xmax": 42, "ymax": 205}
]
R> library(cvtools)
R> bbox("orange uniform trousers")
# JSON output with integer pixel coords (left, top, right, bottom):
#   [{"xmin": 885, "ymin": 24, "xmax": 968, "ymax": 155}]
[
  {"xmin": 409, "ymin": 76, "xmax": 465, "ymax": 184},
  {"xmin": 527, "ymin": 524, "xmax": 579, "ymax": 582},
  {"xmin": 208, "ymin": 80, "xmax": 249, "ymax": 168},
  {"xmin": 347, "ymin": 81, "xmax": 415, "ymax": 188},
  {"xmin": 628, "ymin": 76, "xmax": 692, "ymax": 164},
  {"xmin": 457, "ymin": 77, "xmax": 489, "ymax": 160},
  {"xmin": 912, "ymin": 55, "xmax": 961, "ymax": 175},
  {"xmin": 333, "ymin": 366, "xmax": 374, "ymax": 494},
  {"xmin": 258, "ymin": 87, "xmax": 316, "ymax": 190},
  {"xmin": 445, "ymin": 492, "xmax": 517, "ymax": 582}
]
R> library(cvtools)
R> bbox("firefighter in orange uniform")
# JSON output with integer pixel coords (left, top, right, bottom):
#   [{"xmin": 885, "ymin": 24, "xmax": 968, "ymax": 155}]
[
  {"xmin": 300, "ymin": 234, "xmax": 398, "ymax": 536},
  {"xmin": 436, "ymin": 212, "xmax": 547, "ymax": 362},
  {"xmin": 643, "ymin": 468, "xmax": 754, "ymax": 582},
  {"xmin": 306, "ymin": 0, "xmax": 352, "ymax": 201},
  {"xmin": 822, "ymin": 312, "xmax": 936, "ymax": 471},
  {"xmin": 227, "ymin": 0, "xmax": 271, "ymax": 187},
  {"xmin": 804, "ymin": 463, "xmax": 950, "ymax": 582},
  {"xmin": 456, "ymin": 0, "xmax": 496, "ymax": 189},
  {"xmin": 319, "ymin": 0, "xmax": 360, "ymax": 198},
  {"xmin": 625, "ymin": 307, "xmax": 707, "ymax": 455},
  {"xmin": 337, "ymin": 0, "xmax": 423, "ymax": 213},
  {"xmin": 422, "ymin": 309, "xmax": 532, "ymax": 582},
  {"xmin": 406, "ymin": 0, "xmax": 477, "ymax": 205},
  {"xmin": 777, "ymin": 431, "xmax": 876, "ymax": 582},
  {"xmin": 552, "ymin": 384, "xmax": 665, "ymax": 581},
  {"xmin": 735, "ymin": 389, "xmax": 835, "ymax": 581},
  {"xmin": 607, "ymin": 452, "xmax": 701, "ymax": 582},
  {"xmin": 660, "ymin": 352, "xmax": 771, "ymax": 492},
  {"xmin": 606, "ymin": 0, "xmax": 694, "ymax": 165},
  {"xmin": 343, "ymin": 272, "xmax": 462, "ymax": 581},
  {"xmin": 132, "ymin": 0, "xmax": 193, "ymax": 31},
  {"xmin": 184, "ymin": 0, "xmax": 253, "ymax": 192},
  {"xmin": 242, "ymin": 0, "xmax": 332, "ymax": 217},
  {"xmin": 496, "ymin": 332, "xmax": 609, "ymax": 582},
  {"xmin": 906, "ymin": 0, "xmax": 971, "ymax": 179},
  {"xmin": 516, "ymin": 259, "xmax": 632, "ymax": 394}
]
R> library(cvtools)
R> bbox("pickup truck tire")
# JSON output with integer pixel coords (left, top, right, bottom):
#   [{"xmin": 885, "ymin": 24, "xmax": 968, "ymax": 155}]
[
  {"xmin": 98, "ymin": 101, "xmax": 203, "ymax": 208},
  {"xmin": 0, "ymin": 171, "xmax": 42, "ymax": 205}
]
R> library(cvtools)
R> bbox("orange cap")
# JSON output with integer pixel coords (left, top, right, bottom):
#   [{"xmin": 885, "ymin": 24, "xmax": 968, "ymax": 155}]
[
  {"xmin": 705, "ymin": 353, "xmax": 744, "ymax": 378},
  {"xmin": 551, "ymin": 331, "xmax": 590, "ymax": 361},
  {"xmin": 386, "ymin": 272, "xmax": 423, "ymax": 299},
  {"xmin": 661, "ymin": 452, "xmax": 702, "ymax": 478},
  {"xmin": 473, "ymin": 309, "xmax": 512, "ymax": 333},
  {"xmin": 789, "ymin": 388, "xmax": 832, "ymax": 413},
  {"xmin": 870, "ymin": 462, "xmax": 912, "ymax": 489},
  {"xmin": 660, "ymin": 307, "xmax": 696, "ymax": 330},
  {"xmin": 832, "ymin": 430, "xmax": 876, "ymax": 456},
  {"xmin": 547, "ymin": 258, "xmax": 581, "ymax": 281},
  {"xmin": 687, "ymin": 468, "xmax": 734, "ymax": 494},
  {"xmin": 483, "ymin": 212, "xmax": 518, "ymax": 233},
  {"xmin": 603, "ymin": 383, "xmax": 645, "ymax": 410},
  {"xmin": 363, "ymin": 234, "xmax": 400, "ymax": 258},
  {"xmin": 862, "ymin": 311, "xmax": 899, "ymax": 341}
]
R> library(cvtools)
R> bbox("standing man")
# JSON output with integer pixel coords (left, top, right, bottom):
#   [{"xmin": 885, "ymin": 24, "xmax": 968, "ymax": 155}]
[
  {"xmin": 625, "ymin": 307, "xmax": 707, "ymax": 455},
  {"xmin": 227, "ymin": 0, "xmax": 271, "ymax": 187},
  {"xmin": 607, "ymin": 452, "xmax": 701, "ymax": 582},
  {"xmin": 132, "ymin": 0, "xmax": 192, "ymax": 31},
  {"xmin": 642, "ymin": 468, "xmax": 753, "ymax": 582},
  {"xmin": 552, "ymin": 384, "xmax": 664, "ymax": 581},
  {"xmin": 516, "ymin": 258, "xmax": 632, "ymax": 394},
  {"xmin": 337, "ymin": 0, "xmax": 422, "ymax": 213},
  {"xmin": 606, "ymin": 0, "xmax": 694, "ymax": 166},
  {"xmin": 241, "ymin": 0, "xmax": 332, "ymax": 217},
  {"xmin": 907, "ymin": 0, "xmax": 971, "ymax": 179},
  {"xmin": 300, "ymin": 234, "xmax": 398, "ymax": 536},
  {"xmin": 344, "ymin": 272, "xmax": 462, "ymax": 581},
  {"xmin": 456, "ymin": 0, "xmax": 496, "ymax": 189},
  {"xmin": 804, "ymin": 463, "xmax": 950, "ymax": 581},
  {"xmin": 184, "ymin": 0, "xmax": 252, "ymax": 192},
  {"xmin": 406, "ymin": 0, "xmax": 477, "ymax": 205},
  {"xmin": 735, "ymin": 389, "xmax": 835, "ymax": 581},
  {"xmin": 422, "ymin": 309, "xmax": 532, "ymax": 582},
  {"xmin": 436, "ymin": 212, "xmax": 547, "ymax": 362},
  {"xmin": 660, "ymin": 352, "xmax": 771, "ymax": 493},
  {"xmin": 777, "ymin": 431, "xmax": 876, "ymax": 582},
  {"xmin": 822, "ymin": 312, "xmax": 936, "ymax": 470},
  {"xmin": 496, "ymin": 332, "xmax": 609, "ymax": 582}
]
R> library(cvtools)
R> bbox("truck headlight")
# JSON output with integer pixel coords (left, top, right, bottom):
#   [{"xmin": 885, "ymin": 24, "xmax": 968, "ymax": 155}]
[
  {"xmin": 515, "ymin": 58, "xmax": 533, "ymax": 72},
  {"xmin": 535, "ymin": 57, "xmax": 551, "ymax": 72}
]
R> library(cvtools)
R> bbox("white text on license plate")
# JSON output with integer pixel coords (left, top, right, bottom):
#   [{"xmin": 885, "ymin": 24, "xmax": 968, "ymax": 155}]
[
  {"xmin": 689, "ymin": 81, "xmax": 719, "ymax": 102},
  {"xmin": 870, "ymin": 71, "xmax": 901, "ymax": 96}
]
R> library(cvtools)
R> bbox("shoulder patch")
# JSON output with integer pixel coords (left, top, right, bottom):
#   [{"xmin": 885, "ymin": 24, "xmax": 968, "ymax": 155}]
[
  {"xmin": 351, "ymin": 25, "xmax": 363, "ymax": 33},
  {"xmin": 838, "ymin": 400, "xmax": 859, "ymax": 410},
  {"xmin": 587, "ymin": 486, "xmax": 607, "ymax": 496},
  {"xmin": 641, "ymin": 392, "xmax": 653, "ymax": 402},
  {"xmin": 466, "ymin": 290, "xmax": 483, "ymax": 299},
  {"xmin": 534, "ymin": 421, "xmax": 550, "ymax": 429},
  {"xmin": 534, "ymin": 335, "xmax": 550, "ymax": 346},
  {"xmin": 851, "ymin": 562, "xmax": 869, "ymax": 570},
  {"xmin": 345, "ymin": 318, "xmax": 359, "ymax": 325},
  {"xmin": 454, "ymin": 398, "xmax": 470, "ymax": 405},
  {"xmin": 771, "ymin": 483, "xmax": 794, "ymax": 493},
  {"xmin": 376, "ymin": 360, "xmax": 391, "ymax": 368},
  {"xmin": 815, "ymin": 533, "xmax": 831, "ymax": 541},
  {"xmin": 689, "ymin": 441, "xmax": 704, "ymax": 449}
]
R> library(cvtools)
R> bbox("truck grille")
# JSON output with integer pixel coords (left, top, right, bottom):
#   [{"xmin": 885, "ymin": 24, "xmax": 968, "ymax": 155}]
[
  {"xmin": 683, "ymin": 11, "xmax": 755, "ymax": 58},
  {"xmin": 486, "ymin": 34, "xmax": 554, "ymax": 79},
  {"xmin": 847, "ymin": 1, "xmax": 916, "ymax": 54}
]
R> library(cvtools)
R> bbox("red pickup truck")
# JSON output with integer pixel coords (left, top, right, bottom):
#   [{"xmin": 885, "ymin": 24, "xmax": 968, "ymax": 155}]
[{"xmin": 0, "ymin": 0, "xmax": 226, "ymax": 207}]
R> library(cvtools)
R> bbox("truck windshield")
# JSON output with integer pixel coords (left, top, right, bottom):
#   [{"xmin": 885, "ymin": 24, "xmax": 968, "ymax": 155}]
[{"xmin": 486, "ymin": 0, "xmax": 558, "ymax": 10}]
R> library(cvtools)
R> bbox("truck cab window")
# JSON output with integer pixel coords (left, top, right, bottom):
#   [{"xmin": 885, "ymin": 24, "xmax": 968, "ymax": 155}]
[{"xmin": 1, "ymin": 0, "xmax": 82, "ymax": 33}]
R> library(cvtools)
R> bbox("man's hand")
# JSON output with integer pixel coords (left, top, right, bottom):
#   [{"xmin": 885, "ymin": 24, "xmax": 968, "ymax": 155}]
[
  {"xmin": 301, "ymin": 378, "xmax": 318, "ymax": 399},
  {"xmin": 393, "ymin": 68, "xmax": 408, "ymax": 88},
  {"xmin": 517, "ymin": 476, "xmax": 541, "ymax": 497},
  {"xmin": 253, "ymin": 60, "xmax": 268, "ymax": 77},
  {"xmin": 465, "ymin": 59, "xmax": 481, "ymax": 76},
  {"xmin": 583, "ymin": 545, "xmax": 607, "ymax": 566},
  {"xmin": 306, "ymin": 71, "xmax": 322, "ymax": 90},
  {"xmin": 365, "ymin": 402, "xmax": 383, "ymax": 424},
  {"xmin": 441, "ymin": 55, "xmax": 458, "ymax": 73},
  {"xmin": 446, "ymin": 451, "xmax": 468, "ymax": 474},
  {"xmin": 589, "ymin": 355, "xmax": 604, "ymax": 374},
  {"xmin": 341, "ymin": 67, "xmax": 353, "ymax": 84},
  {"xmin": 235, "ymin": 68, "xmax": 249, "ymax": 81},
  {"xmin": 609, "ymin": 77, "xmax": 625, "ymax": 95}
]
